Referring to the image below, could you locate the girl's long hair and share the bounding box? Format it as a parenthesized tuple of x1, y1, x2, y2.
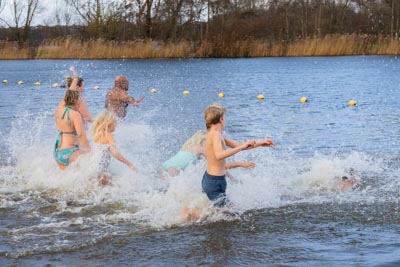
(91, 110, 116, 143)
(181, 130, 206, 151)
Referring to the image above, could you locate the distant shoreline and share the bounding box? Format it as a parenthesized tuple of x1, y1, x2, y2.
(1, 34, 399, 60)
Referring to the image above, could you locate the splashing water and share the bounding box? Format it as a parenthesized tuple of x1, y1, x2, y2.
(1, 58, 400, 264)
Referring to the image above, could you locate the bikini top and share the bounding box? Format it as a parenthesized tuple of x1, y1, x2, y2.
(55, 106, 78, 151)
(59, 106, 78, 136)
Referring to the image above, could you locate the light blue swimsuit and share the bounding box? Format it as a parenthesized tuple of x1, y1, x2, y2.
(162, 151, 198, 171)
(53, 106, 79, 166)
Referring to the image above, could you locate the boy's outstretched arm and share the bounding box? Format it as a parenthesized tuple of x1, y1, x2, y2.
(226, 162, 255, 169)
(254, 139, 275, 148)
(213, 132, 255, 160)
(224, 136, 257, 150)
(224, 136, 241, 148)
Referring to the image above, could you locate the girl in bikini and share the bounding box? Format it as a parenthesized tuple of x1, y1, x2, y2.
(54, 90, 91, 169)
(91, 110, 138, 185)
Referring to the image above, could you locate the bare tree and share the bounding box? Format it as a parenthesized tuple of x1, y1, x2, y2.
(0, 0, 40, 44)
(65, 0, 103, 25)
(0, 0, 5, 15)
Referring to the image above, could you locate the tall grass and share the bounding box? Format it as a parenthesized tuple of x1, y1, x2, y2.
(0, 42, 31, 59)
(35, 38, 193, 59)
(1, 35, 399, 59)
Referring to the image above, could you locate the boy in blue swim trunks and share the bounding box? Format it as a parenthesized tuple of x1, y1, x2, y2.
(202, 104, 275, 207)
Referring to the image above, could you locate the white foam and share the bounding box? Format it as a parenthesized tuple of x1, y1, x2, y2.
(0, 111, 394, 229)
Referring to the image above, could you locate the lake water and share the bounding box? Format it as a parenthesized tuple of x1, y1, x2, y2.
(0, 57, 399, 266)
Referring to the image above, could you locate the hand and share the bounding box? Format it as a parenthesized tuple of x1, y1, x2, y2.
(133, 96, 144, 108)
(259, 139, 275, 148)
(136, 96, 145, 103)
(129, 164, 138, 172)
(83, 146, 91, 153)
(242, 140, 256, 150)
(241, 162, 255, 169)
(70, 66, 78, 77)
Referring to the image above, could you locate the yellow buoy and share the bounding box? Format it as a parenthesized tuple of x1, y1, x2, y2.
(257, 94, 265, 100)
(52, 83, 59, 88)
(300, 96, 308, 103)
(218, 92, 225, 98)
(150, 88, 157, 94)
(183, 90, 190, 95)
(2, 79, 8, 83)
(35, 82, 41, 86)
(348, 100, 357, 106)
(17, 81, 23, 85)
(94, 85, 100, 90)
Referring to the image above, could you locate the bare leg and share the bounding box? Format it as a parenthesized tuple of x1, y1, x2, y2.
(57, 163, 67, 170)
(68, 150, 83, 166)
(57, 150, 83, 170)
(99, 173, 110, 186)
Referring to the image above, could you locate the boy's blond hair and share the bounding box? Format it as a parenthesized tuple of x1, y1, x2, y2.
(91, 110, 117, 143)
(181, 130, 206, 151)
(204, 104, 227, 129)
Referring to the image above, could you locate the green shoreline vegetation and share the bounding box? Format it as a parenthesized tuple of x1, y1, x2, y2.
(1, 35, 399, 59)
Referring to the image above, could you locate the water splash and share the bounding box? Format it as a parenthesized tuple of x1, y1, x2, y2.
(0, 107, 396, 260)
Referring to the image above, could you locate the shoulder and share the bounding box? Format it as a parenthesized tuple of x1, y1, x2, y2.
(70, 109, 82, 120)
(105, 132, 115, 144)
(208, 130, 222, 139)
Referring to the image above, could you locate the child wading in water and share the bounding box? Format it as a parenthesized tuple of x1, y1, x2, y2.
(91, 110, 138, 185)
(162, 130, 206, 177)
(202, 104, 275, 207)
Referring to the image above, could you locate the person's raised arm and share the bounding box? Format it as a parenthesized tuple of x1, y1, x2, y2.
(78, 98, 93, 123)
(213, 132, 255, 160)
(108, 134, 138, 172)
(68, 67, 78, 91)
(73, 112, 91, 152)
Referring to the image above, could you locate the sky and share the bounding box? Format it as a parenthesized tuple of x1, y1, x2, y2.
(0, 0, 67, 27)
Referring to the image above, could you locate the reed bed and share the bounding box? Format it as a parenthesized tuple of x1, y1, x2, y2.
(0, 42, 31, 59)
(35, 38, 193, 59)
(1, 35, 399, 59)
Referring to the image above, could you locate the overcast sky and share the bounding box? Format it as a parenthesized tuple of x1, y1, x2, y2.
(0, 0, 68, 26)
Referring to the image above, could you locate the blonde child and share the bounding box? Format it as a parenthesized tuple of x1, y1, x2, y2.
(162, 131, 207, 177)
(202, 103, 275, 207)
(91, 110, 138, 185)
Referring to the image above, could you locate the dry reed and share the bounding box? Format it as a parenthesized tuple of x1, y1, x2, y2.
(1, 35, 399, 59)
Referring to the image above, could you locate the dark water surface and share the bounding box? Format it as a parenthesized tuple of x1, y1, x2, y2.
(0, 57, 399, 266)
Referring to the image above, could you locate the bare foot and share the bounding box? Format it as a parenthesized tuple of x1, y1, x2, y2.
(99, 175, 110, 186)
(180, 207, 201, 222)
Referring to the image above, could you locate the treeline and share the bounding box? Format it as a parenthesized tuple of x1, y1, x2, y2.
(0, 0, 400, 58)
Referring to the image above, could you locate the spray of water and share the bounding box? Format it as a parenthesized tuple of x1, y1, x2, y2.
(0, 109, 395, 232)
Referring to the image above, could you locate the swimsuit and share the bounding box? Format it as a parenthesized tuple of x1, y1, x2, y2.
(201, 171, 227, 207)
(162, 151, 198, 171)
(53, 106, 79, 166)
(100, 146, 111, 173)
